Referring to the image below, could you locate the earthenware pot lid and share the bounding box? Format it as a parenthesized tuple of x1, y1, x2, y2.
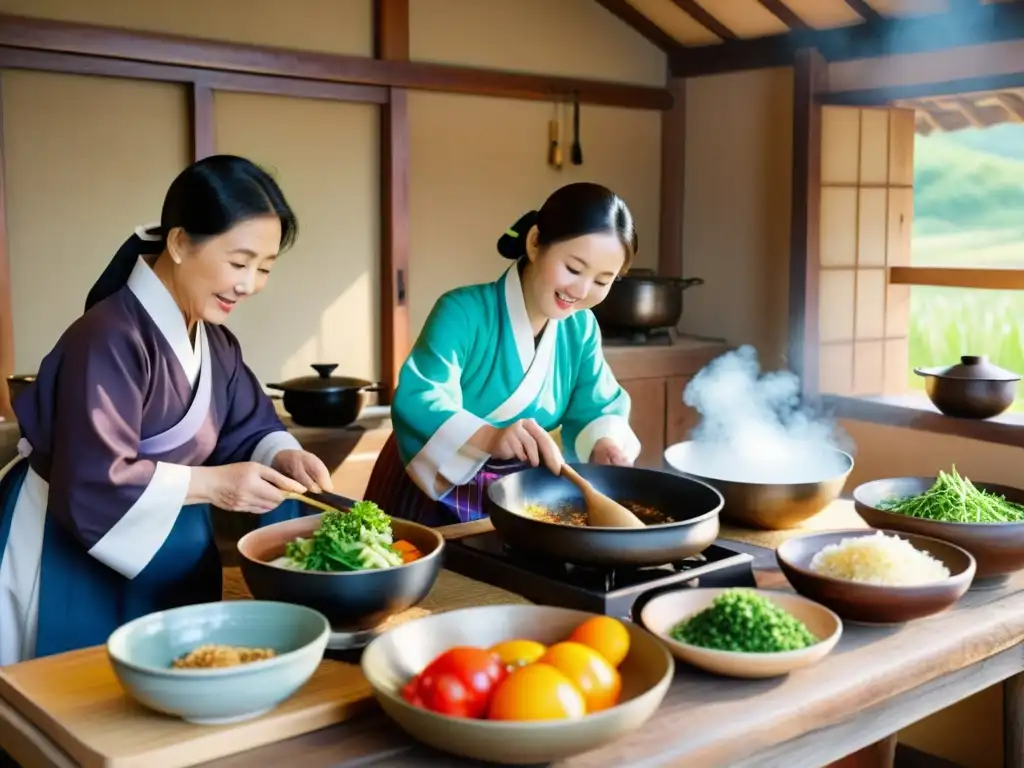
(267, 364, 376, 394)
(914, 355, 1022, 382)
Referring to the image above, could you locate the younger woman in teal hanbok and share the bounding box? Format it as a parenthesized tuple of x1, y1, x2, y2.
(364, 182, 641, 526)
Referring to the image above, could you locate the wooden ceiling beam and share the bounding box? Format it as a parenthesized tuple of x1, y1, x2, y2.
(757, 0, 811, 31)
(669, 0, 737, 40)
(592, 0, 683, 52)
(671, 3, 1024, 77)
(842, 0, 884, 25)
(0, 12, 672, 109)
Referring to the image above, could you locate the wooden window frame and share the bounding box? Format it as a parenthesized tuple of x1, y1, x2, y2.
(789, 47, 1024, 446)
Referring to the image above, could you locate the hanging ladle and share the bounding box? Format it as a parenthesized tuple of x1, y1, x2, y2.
(559, 464, 646, 528)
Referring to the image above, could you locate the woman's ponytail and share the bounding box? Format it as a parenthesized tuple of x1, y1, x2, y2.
(496, 210, 538, 260)
(84, 224, 164, 312)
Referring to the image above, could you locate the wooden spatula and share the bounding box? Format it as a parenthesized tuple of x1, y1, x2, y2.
(559, 464, 646, 528)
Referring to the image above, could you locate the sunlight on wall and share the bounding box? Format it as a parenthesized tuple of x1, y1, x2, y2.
(281, 271, 377, 383)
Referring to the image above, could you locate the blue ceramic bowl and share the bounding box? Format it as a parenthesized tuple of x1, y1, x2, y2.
(107, 600, 330, 725)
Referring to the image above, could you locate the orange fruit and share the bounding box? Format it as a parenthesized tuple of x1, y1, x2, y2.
(489, 639, 547, 669)
(569, 616, 631, 668)
(539, 641, 622, 713)
(486, 663, 586, 721)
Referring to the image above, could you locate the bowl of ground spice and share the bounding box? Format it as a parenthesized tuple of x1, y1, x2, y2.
(107, 600, 330, 724)
(639, 587, 842, 679)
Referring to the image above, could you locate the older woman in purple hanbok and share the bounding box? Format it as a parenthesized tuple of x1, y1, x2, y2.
(0, 155, 332, 666)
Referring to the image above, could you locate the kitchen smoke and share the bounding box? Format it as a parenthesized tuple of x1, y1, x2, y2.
(681, 346, 854, 484)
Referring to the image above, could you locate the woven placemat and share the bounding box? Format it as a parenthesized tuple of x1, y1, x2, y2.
(718, 499, 869, 549)
(222, 568, 531, 632)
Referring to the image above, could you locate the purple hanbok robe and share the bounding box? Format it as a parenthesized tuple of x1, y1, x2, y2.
(0, 256, 303, 665)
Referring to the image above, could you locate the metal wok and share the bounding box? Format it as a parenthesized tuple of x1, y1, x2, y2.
(485, 464, 724, 567)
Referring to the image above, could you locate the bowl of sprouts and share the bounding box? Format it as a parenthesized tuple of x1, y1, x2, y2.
(854, 467, 1024, 584)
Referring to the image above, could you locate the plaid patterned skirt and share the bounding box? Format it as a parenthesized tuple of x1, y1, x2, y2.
(363, 433, 528, 527)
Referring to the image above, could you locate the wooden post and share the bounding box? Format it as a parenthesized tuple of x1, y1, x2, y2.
(0, 74, 12, 421)
(374, 0, 411, 404)
(787, 47, 827, 396)
(658, 76, 685, 279)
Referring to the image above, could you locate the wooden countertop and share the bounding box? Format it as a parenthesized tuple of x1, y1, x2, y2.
(5, 502, 1024, 768)
(204, 502, 1024, 767)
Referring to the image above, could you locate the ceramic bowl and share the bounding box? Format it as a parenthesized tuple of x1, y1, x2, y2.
(639, 587, 842, 678)
(776, 529, 976, 624)
(237, 513, 444, 634)
(663, 441, 853, 530)
(360, 604, 674, 765)
(107, 600, 329, 725)
(854, 476, 1024, 583)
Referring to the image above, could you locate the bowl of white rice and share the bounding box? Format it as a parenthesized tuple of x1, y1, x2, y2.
(776, 529, 976, 625)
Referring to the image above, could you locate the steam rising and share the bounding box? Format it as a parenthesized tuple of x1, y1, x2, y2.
(678, 346, 854, 484)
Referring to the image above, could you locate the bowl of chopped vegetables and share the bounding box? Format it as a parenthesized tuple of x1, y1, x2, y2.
(237, 500, 444, 634)
(776, 529, 975, 624)
(639, 588, 841, 679)
(854, 468, 1024, 584)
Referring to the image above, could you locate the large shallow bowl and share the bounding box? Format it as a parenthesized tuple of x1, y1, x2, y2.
(640, 587, 842, 679)
(361, 604, 674, 765)
(107, 600, 329, 725)
(776, 529, 976, 624)
(663, 441, 854, 531)
(854, 476, 1024, 583)
(238, 514, 444, 633)
(486, 463, 723, 567)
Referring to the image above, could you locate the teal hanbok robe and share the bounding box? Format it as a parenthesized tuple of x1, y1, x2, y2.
(364, 262, 640, 526)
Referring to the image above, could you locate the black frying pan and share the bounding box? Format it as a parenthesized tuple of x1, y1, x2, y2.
(485, 464, 723, 567)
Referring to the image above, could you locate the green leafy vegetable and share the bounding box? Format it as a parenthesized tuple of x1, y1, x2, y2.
(669, 589, 818, 653)
(283, 500, 404, 572)
(877, 466, 1024, 524)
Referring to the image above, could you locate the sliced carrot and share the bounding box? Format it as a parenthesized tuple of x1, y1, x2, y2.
(393, 539, 423, 562)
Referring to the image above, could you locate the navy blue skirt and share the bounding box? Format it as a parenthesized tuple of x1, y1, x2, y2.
(0, 458, 303, 661)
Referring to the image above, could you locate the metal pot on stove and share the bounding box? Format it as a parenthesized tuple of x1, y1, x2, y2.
(591, 269, 704, 334)
(266, 364, 382, 428)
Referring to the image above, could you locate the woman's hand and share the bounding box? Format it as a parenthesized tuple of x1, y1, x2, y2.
(590, 438, 633, 467)
(488, 419, 564, 474)
(272, 449, 334, 494)
(188, 462, 307, 514)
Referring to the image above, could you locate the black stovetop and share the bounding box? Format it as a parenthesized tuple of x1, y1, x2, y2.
(443, 531, 757, 622)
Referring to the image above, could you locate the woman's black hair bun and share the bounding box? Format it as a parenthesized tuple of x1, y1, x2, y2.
(497, 210, 538, 260)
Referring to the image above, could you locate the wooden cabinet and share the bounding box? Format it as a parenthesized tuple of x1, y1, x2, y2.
(604, 337, 728, 470)
(621, 379, 668, 469)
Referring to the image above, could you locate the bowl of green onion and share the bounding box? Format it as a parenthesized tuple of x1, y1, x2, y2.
(854, 467, 1024, 583)
(639, 588, 842, 679)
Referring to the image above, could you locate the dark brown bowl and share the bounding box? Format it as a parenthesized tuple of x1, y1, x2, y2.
(854, 476, 1024, 582)
(917, 374, 1016, 420)
(237, 515, 444, 632)
(776, 529, 975, 624)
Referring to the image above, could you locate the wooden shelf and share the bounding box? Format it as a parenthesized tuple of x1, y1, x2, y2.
(823, 393, 1024, 448)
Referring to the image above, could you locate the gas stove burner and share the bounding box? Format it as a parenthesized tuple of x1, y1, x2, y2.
(444, 531, 757, 621)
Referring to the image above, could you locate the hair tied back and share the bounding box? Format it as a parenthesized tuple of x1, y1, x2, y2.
(497, 209, 538, 260)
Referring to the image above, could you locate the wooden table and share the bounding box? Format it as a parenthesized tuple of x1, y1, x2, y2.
(4, 505, 1024, 768)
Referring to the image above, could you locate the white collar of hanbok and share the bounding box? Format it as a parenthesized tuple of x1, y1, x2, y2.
(503, 261, 558, 373)
(127, 256, 201, 385)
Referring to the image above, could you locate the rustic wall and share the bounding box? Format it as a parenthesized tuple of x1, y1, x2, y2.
(0, 0, 666, 384)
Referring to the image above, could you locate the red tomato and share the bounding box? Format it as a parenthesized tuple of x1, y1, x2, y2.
(401, 647, 507, 718)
